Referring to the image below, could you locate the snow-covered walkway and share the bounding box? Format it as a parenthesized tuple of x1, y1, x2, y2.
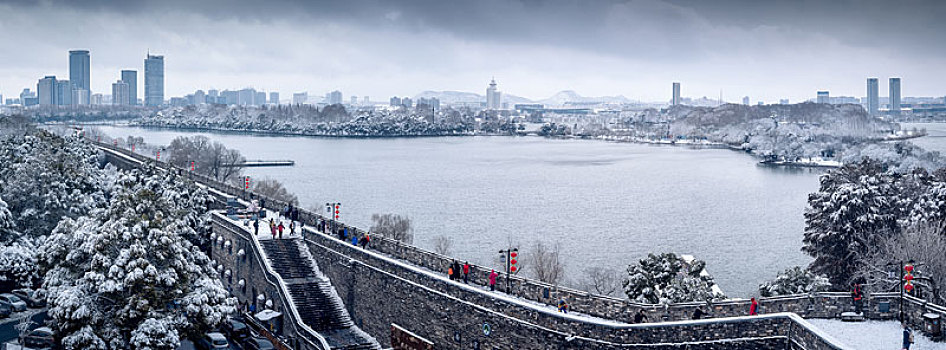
(806, 319, 944, 350)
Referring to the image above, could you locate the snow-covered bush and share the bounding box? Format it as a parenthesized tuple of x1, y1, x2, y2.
(622, 252, 724, 304)
(759, 266, 831, 297)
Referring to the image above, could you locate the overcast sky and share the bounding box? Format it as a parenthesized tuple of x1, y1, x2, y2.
(1, 0, 945, 103)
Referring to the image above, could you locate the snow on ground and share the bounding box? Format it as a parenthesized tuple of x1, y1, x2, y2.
(806, 318, 945, 350)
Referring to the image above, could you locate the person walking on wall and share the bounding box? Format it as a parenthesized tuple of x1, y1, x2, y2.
(462, 261, 471, 284)
(448, 265, 455, 281)
(351, 234, 358, 246)
(277, 222, 285, 239)
(693, 307, 704, 320)
(634, 309, 648, 323)
(902, 321, 914, 350)
(488, 269, 498, 291)
(851, 282, 864, 314)
(289, 221, 295, 236)
(253, 219, 259, 236)
(269, 219, 276, 239)
(557, 299, 569, 314)
(360, 232, 370, 249)
(749, 298, 759, 316)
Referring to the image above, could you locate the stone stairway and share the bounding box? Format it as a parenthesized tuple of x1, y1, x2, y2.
(261, 238, 379, 350)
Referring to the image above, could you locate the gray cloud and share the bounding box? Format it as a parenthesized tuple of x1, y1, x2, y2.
(1, 0, 944, 102)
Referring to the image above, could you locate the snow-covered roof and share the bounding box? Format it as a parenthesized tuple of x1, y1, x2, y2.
(253, 309, 282, 322)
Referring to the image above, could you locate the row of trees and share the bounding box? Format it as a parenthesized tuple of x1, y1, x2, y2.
(0, 118, 235, 349)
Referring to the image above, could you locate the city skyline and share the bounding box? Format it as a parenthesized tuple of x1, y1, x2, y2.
(1, 0, 946, 103)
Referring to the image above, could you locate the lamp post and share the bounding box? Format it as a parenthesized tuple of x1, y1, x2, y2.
(498, 248, 518, 292)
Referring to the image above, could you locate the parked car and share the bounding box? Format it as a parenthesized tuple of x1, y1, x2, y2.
(0, 293, 27, 312)
(22, 327, 56, 349)
(243, 337, 274, 350)
(221, 319, 249, 342)
(196, 332, 229, 350)
(0, 303, 11, 318)
(12, 289, 46, 308)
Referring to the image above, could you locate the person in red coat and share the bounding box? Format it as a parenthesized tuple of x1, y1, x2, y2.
(488, 270, 499, 291)
(749, 298, 759, 315)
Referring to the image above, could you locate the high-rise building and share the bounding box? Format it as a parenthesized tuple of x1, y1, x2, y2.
(237, 88, 255, 105)
(390, 96, 401, 107)
(69, 50, 91, 105)
(194, 90, 206, 105)
(56, 79, 72, 106)
(72, 89, 89, 105)
(92, 93, 103, 105)
(889, 77, 901, 115)
(672, 82, 681, 106)
(866, 78, 879, 115)
(121, 70, 137, 106)
(327, 90, 343, 105)
(112, 80, 129, 106)
(486, 78, 502, 109)
(37, 76, 58, 105)
(817, 91, 830, 104)
(292, 92, 307, 105)
(256, 91, 266, 106)
(144, 54, 165, 106)
(363, 96, 369, 104)
(742, 96, 750, 105)
(270, 92, 279, 105)
(351, 96, 358, 105)
(402, 97, 413, 108)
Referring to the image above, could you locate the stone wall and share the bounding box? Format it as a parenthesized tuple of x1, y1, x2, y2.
(300, 226, 844, 349)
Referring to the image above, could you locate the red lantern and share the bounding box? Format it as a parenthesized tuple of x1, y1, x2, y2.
(905, 265, 914, 272)
(905, 283, 914, 292)
(905, 274, 914, 281)
(510, 266, 517, 272)
(510, 252, 518, 258)
(510, 259, 517, 265)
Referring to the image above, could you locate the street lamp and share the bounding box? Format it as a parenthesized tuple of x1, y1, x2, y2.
(498, 247, 518, 292)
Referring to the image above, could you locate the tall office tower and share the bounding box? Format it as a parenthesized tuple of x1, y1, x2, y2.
(208, 89, 219, 99)
(817, 91, 830, 104)
(351, 96, 358, 105)
(37, 76, 58, 105)
(120, 70, 137, 105)
(889, 77, 901, 115)
(56, 79, 72, 106)
(742, 96, 750, 105)
(390, 96, 401, 107)
(292, 92, 308, 105)
(69, 50, 91, 104)
(72, 89, 89, 105)
(270, 92, 279, 105)
(672, 82, 681, 106)
(92, 93, 103, 105)
(866, 78, 879, 115)
(402, 97, 413, 108)
(112, 80, 129, 106)
(144, 54, 165, 106)
(237, 88, 255, 105)
(486, 78, 502, 109)
(256, 91, 266, 106)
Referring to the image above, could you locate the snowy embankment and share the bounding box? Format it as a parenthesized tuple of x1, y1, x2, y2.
(806, 319, 941, 350)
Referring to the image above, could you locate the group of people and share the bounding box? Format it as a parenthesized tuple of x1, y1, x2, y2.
(252, 218, 296, 239)
(447, 260, 472, 284)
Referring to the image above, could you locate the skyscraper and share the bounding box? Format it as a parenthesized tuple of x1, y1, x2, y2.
(121, 70, 137, 106)
(486, 78, 502, 109)
(292, 92, 307, 105)
(37, 76, 57, 105)
(56, 79, 72, 106)
(69, 50, 91, 104)
(889, 77, 901, 115)
(742, 96, 750, 105)
(672, 82, 681, 106)
(270, 92, 279, 105)
(328, 90, 343, 105)
(817, 91, 830, 104)
(144, 54, 165, 106)
(256, 91, 266, 106)
(866, 78, 879, 115)
(112, 80, 129, 106)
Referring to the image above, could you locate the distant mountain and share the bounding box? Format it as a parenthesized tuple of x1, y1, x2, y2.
(537, 90, 632, 106)
(414, 90, 632, 107)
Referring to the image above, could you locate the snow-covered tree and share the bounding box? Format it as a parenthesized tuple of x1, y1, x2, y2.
(622, 253, 724, 304)
(758, 266, 831, 297)
(803, 159, 900, 287)
(39, 169, 235, 349)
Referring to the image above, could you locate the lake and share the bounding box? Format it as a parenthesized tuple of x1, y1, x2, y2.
(92, 125, 823, 298)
